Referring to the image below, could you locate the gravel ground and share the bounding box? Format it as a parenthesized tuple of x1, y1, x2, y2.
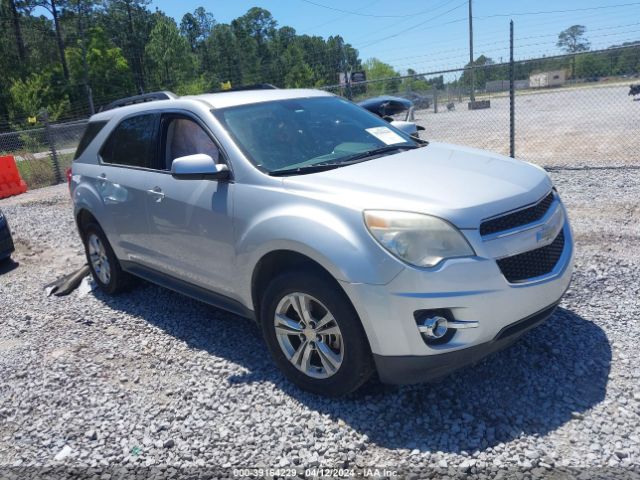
(0, 165, 639, 479)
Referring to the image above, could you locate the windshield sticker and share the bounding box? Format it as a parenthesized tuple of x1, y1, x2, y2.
(365, 127, 406, 145)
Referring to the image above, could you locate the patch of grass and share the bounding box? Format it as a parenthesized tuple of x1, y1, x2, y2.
(15, 153, 74, 190)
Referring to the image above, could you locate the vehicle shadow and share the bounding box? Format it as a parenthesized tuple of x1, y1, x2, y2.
(96, 282, 611, 454)
(0, 258, 19, 275)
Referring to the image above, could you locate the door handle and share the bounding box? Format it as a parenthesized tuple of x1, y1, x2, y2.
(146, 187, 165, 202)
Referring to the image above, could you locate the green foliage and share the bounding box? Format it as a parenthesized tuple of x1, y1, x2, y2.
(402, 69, 443, 93)
(180, 7, 215, 51)
(285, 62, 314, 88)
(201, 23, 246, 87)
(145, 15, 195, 90)
(67, 27, 134, 102)
(613, 44, 640, 75)
(0, 3, 369, 117)
(232, 7, 277, 45)
(459, 55, 499, 88)
(98, 0, 155, 92)
(574, 52, 610, 79)
(557, 25, 590, 54)
(1, 2, 637, 131)
(175, 76, 213, 96)
(9, 72, 70, 124)
(363, 58, 400, 95)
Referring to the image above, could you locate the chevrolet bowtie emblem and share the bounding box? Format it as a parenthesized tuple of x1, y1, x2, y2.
(537, 224, 555, 243)
(537, 207, 563, 243)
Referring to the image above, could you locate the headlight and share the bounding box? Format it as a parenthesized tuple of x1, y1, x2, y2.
(364, 210, 475, 267)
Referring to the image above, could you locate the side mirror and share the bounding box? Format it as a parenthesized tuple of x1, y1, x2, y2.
(171, 154, 230, 181)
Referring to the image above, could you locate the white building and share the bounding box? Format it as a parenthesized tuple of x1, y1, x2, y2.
(529, 70, 567, 88)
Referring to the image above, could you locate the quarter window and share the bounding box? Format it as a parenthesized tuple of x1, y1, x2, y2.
(101, 114, 158, 168)
(74, 121, 107, 160)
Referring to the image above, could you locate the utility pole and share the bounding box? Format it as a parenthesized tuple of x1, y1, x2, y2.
(468, 0, 475, 103)
(509, 20, 515, 158)
(342, 41, 352, 100)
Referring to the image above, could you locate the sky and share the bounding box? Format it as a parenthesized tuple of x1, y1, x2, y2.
(155, 0, 640, 75)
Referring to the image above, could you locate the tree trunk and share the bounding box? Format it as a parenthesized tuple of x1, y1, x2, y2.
(77, 0, 95, 114)
(125, 0, 145, 92)
(51, 0, 70, 81)
(8, 0, 26, 62)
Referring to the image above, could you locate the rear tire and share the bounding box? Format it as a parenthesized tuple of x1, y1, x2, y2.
(80, 221, 134, 295)
(260, 271, 373, 396)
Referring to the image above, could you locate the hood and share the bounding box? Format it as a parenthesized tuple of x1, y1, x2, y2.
(282, 142, 552, 229)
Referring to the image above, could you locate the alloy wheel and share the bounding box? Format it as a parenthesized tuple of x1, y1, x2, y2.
(274, 292, 344, 379)
(87, 233, 111, 285)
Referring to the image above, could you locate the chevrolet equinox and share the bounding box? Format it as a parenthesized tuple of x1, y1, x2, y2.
(70, 88, 574, 396)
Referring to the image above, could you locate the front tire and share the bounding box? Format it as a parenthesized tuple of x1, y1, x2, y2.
(81, 222, 133, 295)
(260, 271, 373, 396)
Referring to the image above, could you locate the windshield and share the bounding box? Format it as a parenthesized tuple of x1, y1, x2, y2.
(212, 96, 418, 174)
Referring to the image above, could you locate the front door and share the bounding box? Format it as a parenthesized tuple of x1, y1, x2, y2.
(144, 113, 237, 297)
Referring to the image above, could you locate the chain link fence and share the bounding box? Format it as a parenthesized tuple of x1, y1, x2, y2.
(325, 45, 640, 169)
(0, 118, 88, 189)
(1, 45, 638, 190)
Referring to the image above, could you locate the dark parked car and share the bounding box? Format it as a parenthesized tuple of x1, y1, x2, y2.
(402, 92, 431, 110)
(0, 208, 15, 262)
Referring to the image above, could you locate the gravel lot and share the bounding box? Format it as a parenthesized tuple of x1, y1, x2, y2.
(414, 84, 640, 167)
(1, 163, 639, 478)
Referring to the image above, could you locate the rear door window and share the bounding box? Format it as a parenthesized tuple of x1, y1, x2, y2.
(74, 121, 107, 160)
(100, 114, 159, 168)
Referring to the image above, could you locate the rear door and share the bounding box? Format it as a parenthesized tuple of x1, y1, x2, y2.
(143, 112, 237, 296)
(97, 112, 160, 263)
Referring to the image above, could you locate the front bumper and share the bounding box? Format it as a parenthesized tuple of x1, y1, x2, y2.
(373, 302, 558, 384)
(339, 204, 574, 382)
(0, 220, 14, 260)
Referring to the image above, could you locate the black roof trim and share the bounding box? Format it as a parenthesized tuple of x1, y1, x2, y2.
(101, 91, 178, 112)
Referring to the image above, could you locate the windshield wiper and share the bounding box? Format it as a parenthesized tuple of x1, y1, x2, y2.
(338, 144, 419, 163)
(268, 144, 420, 177)
(269, 163, 345, 176)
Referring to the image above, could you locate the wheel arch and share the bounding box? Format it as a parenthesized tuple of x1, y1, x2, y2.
(251, 249, 342, 322)
(251, 249, 376, 380)
(76, 208, 99, 233)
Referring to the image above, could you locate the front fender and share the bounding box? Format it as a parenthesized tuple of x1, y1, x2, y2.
(234, 203, 404, 307)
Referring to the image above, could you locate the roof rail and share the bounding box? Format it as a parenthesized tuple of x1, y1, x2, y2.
(212, 83, 278, 93)
(101, 91, 178, 112)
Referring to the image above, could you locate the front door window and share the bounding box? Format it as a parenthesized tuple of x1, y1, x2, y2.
(164, 118, 220, 169)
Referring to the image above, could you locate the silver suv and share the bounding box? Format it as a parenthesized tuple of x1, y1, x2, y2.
(70, 88, 574, 396)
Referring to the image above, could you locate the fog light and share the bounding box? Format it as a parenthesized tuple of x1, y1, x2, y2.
(415, 309, 480, 346)
(420, 316, 449, 339)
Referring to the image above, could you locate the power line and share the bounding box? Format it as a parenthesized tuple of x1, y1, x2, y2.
(348, 0, 459, 43)
(298, 0, 456, 19)
(300, 0, 382, 33)
(475, 2, 640, 19)
(356, 0, 469, 49)
(377, 21, 640, 67)
(359, 5, 640, 61)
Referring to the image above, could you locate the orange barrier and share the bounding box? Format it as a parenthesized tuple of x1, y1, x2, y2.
(0, 155, 28, 199)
